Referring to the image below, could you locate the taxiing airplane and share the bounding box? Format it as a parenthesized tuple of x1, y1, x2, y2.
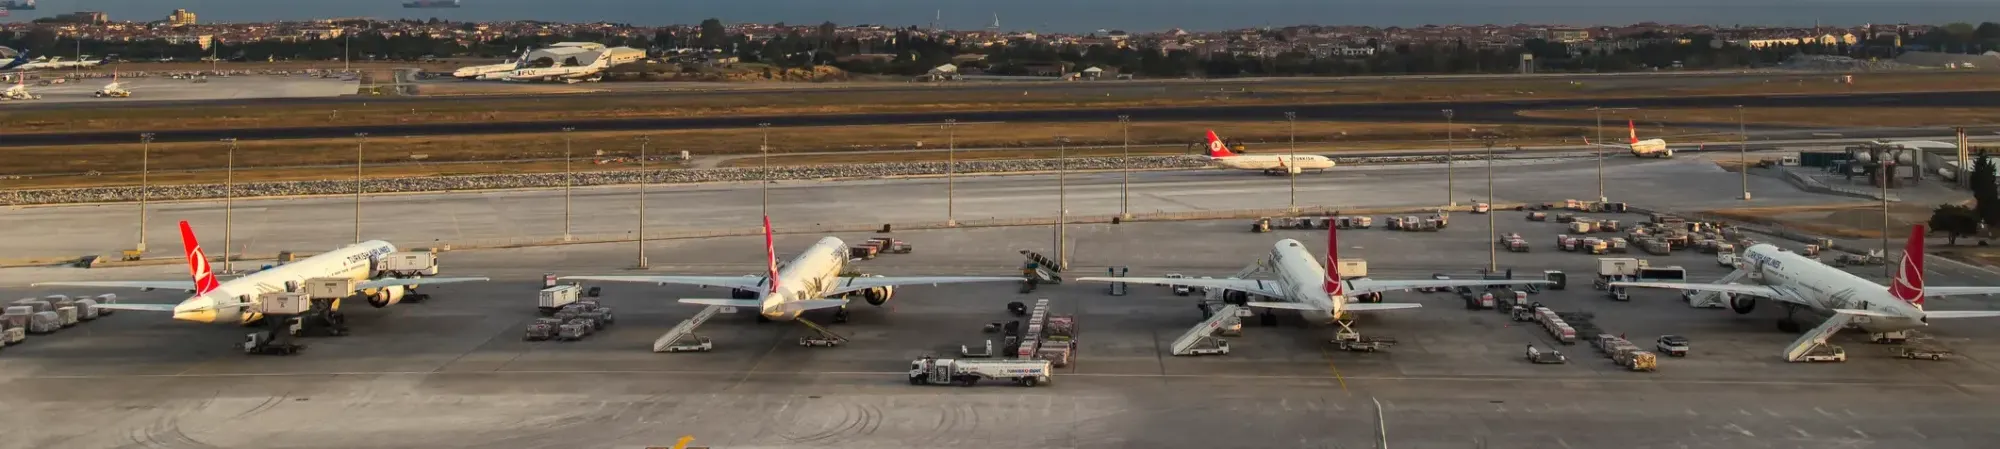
(1583, 120, 1675, 158)
(1613, 225, 2000, 335)
(1203, 130, 1336, 175)
(561, 216, 1022, 323)
(33, 221, 489, 324)
(1077, 225, 1548, 323)
(503, 55, 610, 83)
(1, 76, 37, 100)
(94, 74, 131, 98)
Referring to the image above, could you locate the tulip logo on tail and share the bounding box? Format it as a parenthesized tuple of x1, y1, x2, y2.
(179, 221, 221, 295)
(1324, 225, 1344, 297)
(763, 215, 780, 294)
(1205, 130, 1236, 158)
(1889, 224, 1926, 306)
(1628, 119, 1640, 144)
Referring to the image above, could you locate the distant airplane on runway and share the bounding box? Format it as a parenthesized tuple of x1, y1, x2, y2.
(1203, 129, 1335, 175)
(1583, 120, 1680, 158)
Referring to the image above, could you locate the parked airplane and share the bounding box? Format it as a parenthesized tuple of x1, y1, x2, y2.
(1204, 130, 1336, 175)
(4, 55, 102, 71)
(1583, 120, 1675, 158)
(1613, 225, 2000, 335)
(1076, 225, 1548, 324)
(561, 216, 1022, 323)
(1, 76, 36, 100)
(0, 51, 27, 71)
(452, 48, 528, 79)
(502, 54, 611, 83)
(94, 74, 131, 98)
(33, 221, 489, 324)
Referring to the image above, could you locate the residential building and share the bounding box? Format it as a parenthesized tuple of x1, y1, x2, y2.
(167, 8, 196, 27)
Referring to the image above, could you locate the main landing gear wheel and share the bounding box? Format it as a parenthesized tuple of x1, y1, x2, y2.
(1776, 319, 1801, 333)
(756, 314, 772, 324)
(832, 308, 850, 324)
(1260, 312, 1279, 327)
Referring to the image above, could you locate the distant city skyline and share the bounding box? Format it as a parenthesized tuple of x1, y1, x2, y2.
(4, 0, 1997, 32)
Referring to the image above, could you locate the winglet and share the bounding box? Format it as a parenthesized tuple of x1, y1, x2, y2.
(1890, 224, 1926, 307)
(1627, 119, 1639, 144)
(179, 221, 220, 295)
(1325, 225, 1345, 297)
(763, 215, 780, 294)
(1205, 130, 1235, 158)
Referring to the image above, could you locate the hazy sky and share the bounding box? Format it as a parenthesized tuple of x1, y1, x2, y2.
(7, 0, 1998, 32)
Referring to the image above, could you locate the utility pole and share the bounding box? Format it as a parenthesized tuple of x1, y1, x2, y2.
(344, 32, 352, 72)
(221, 138, 237, 273)
(137, 133, 154, 253)
(1056, 136, 1070, 271)
(1442, 109, 1455, 207)
(1484, 136, 1499, 273)
(1286, 111, 1299, 211)
(1883, 161, 1893, 279)
(562, 127, 575, 241)
(637, 135, 650, 269)
(946, 119, 958, 226)
(1594, 108, 1605, 203)
(1738, 105, 1751, 200)
(1118, 114, 1132, 219)
(760, 123, 772, 218)
(354, 132, 368, 244)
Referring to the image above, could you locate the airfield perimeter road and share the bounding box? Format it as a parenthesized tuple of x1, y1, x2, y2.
(2, 155, 1844, 260)
(7, 88, 2000, 146)
(3, 218, 1999, 449)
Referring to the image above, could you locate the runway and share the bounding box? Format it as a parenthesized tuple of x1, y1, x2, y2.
(2, 155, 1839, 261)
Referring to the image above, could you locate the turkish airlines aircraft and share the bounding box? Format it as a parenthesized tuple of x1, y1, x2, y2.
(33, 221, 488, 324)
(1583, 120, 1674, 158)
(1075, 225, 1548, 322)
(561, 216, 1021, 323)
(1203, 130, 1336, 175)
(1613, 225, 2000, 333)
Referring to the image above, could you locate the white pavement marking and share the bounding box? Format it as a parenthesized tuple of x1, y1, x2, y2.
(1723, 423, 1756, 437)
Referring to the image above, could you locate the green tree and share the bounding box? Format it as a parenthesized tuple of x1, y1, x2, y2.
(697, 18, 728, 49)
(1930, 204, 1981, 245)
(1974, 153, 2000, 229)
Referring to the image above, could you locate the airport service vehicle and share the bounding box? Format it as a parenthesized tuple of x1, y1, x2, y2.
(562, 216, 1019, 326)
(1583, 120, 1675, 158)
(1891, 347, 1950, 361)
(1201, 130, 1335, 175)
(1797, 346, 1847, 363)
(663, 336, 714, 353)
(1656, 335, 1690, 357)
(1334, 334, 1396, 352)
(1076, 225, 1549, 329)
(1526, 345, 1567, 364)
(908, 357, 1052, 387)
(1614, 225, 2000, 349)
(33, 221, 488, 326)
(1616, 350, 1659, 371)
(538, 285, 582, 315)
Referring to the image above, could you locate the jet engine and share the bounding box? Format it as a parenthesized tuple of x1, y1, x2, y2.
(863, 286, 896, 306)
(368, 286, 407, 308)
(1223, 291, 1250, 306)
(1729, 293, 1756, 314)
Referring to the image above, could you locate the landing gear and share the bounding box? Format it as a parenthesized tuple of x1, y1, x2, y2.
(299, 298, 349, 337)
(832, 308, 851, 324)
(756, 314, 772, 323)
(1776, 304, 1802, 333)
(1260, 311, 1278, 327)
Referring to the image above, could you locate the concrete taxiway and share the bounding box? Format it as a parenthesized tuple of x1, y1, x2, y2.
(3, 155, 1840, 260)
(2, 217, 1998, 449)
(0, 75, 357, 105)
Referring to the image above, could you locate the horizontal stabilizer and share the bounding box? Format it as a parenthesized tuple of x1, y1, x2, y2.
(678, 298, 761, 307)
(1921, 286, 2000, 297)
(1344, 303, 1424, 311)
(1832, 308, 1897, 318)
(1245, 301, 1322, 311)
(29, 280, 196, 292)
(777, 299, 849, 312)
(1922, 310, 2000, 319)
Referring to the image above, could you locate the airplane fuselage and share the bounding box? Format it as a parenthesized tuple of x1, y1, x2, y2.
(1266, 239, 1341, 322)
(758, 237, 851, 321)
(1739, 244, 1925, 332)
(1213, 154, 1336, 172)
(173, 241, 395, 324)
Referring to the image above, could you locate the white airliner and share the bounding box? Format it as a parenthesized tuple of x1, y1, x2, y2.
(561, 217, 1022, 323)
(503, 53, 612, 84)
(33, 221, 488, 323)
(453, 49, 528, 79)
(94, 74, 131, 98)
(1076, 225, 1548, 322)
(1583, 120, 1673, 158)
(0, 75, 36, 100)
(1203, 130, 1336, 175)
(1613, 225, 2000, 334)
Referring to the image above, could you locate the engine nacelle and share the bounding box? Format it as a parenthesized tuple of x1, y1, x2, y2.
(368, 286, 407, 308)
(1222, 291, 1250, 306)
(863, 286, 895, 306)
(1730, 294, 1756, 314)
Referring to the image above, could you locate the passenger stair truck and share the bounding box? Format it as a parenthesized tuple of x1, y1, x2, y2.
(909, 357, 1053, 387)
(1784, 312, 1853, 363)
(653, 305, 724, 353)
(1173, 304, 1242, 356)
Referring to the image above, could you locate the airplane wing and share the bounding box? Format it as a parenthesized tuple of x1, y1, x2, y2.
(1074, 276, 1286, 299)
(30, 280, 196, 292)
(1609, 282, 1813, 306)
(1919, 286, 2000, 298)
(558, 275, 767, 290)
(89, 303, 179, 312)
(1922, 310, 2000, 319)
(1346, 279, 1550, 296)
(356, 277, 490, 290)
(825, 276, 1024, 296)
(1345, 303, 1424, 311)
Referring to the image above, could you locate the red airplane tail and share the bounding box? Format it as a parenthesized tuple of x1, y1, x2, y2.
(1627, 119, 1640, 144)
(762, 216, 780, 294)
(1889, 224, 1927, 307)
(1205, 130, 1237, 158)
(179, 221, 221, 295)
(1325, 225, 1345, 297)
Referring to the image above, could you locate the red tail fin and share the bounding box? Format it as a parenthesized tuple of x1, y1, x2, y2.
(1205, 130, 1236, 158)
(179, 221, 221, 295)
(763, 216, 780, 294)
(1325, 225, 1345, 297)
(1890, 224, 1926, 306)
(1627, 120, 1640, 144)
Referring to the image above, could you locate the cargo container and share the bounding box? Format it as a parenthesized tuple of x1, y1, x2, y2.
(909, 357, 1053, 387)
(0, 327, 22, 344)
(27, 311, 60, 334)
(73, 299, 99, 320)
(54, 307, 77, 327)
(539, 285, 582, 315)
(378, 251, 440, 276)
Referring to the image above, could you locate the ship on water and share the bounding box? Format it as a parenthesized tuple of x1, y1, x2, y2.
(403, 0, 460, 8)
(0, 0, 37, 11)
